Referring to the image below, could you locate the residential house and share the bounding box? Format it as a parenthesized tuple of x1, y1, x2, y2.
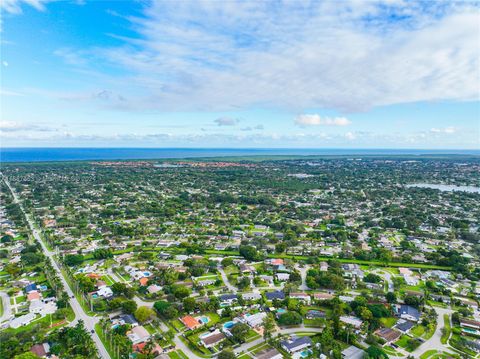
(396, 305, 421, 322)
(341, 346, 365, 359)
(266, 291, 285, 301)
(181, 315, 202, 330)
(244, 312, 267, 328)
(289, 292, 311, 304)
(313, 292, 334, 301)
(340, 316, 363, 329)
(219, 293, 237, 305)
(255, 348, 283, 359)
(242, 292, 262, 301)
(374, 327, 401, 344)
(200, 330, 226, 349)
(127, 325, 151, 345)
(280, 336, 312, 354)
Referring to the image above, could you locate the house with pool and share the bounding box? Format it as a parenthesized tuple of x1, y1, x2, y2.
(200, 330, 226, 349)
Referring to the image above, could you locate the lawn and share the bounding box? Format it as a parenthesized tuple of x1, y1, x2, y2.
(168, 350, 189, 359)
(410, 325, 425, 337)
(380, 317, 397, 328)
(420, 349, 438, 359)
(441, 314, 450, 344)
(383, 346, 403, 357)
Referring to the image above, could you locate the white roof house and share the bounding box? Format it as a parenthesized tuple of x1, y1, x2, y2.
(98, 286, 113, 298)
(245, 312, 267, 328)
(10, 313, 36, 329)
(127, 325, 151, 344)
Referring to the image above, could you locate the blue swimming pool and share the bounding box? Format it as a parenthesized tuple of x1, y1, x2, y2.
(223, 321, 235, 329)
(300, 349, 312, 358)
(199, 316, 209, 324)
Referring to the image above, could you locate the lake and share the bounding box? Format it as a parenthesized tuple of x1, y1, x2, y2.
(406, 183, 480, 193)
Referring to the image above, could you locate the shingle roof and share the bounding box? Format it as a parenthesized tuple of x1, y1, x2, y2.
(281, 336, 312, 351)
(266, 291, 285, 300)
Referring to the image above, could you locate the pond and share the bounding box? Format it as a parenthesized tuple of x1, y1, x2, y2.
(406, 183, 480, 193)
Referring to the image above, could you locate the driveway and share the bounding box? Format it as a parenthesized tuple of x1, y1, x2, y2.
(0, 291, 12, 323)
(295, 264, 310, 291)
(218, 267, 237, 293)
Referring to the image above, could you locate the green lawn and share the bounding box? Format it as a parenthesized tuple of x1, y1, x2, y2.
(168, 351, 189, 359)
(411, 325, 425, 337)
(441, 314, 450, 344)
(420, 350, 439, 359)
(380, 317, 397, 328)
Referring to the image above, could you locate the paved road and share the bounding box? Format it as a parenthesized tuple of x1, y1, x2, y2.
(0, 291, 12, 323)
(2, 175, 111, 359)
(295, 264, 310, 291)
(218, 267, 237, 293)
(373, 269, 394, 292)
(413, 306, 453, 359)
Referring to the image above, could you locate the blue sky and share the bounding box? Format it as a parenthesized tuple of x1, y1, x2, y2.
(1, 0, 479, 148)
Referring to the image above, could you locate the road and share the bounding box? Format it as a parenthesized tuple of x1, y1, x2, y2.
(0, 291, 12, 323)
(373, 269, 394, 292)
(413, 306, 454, 359)
(2, 175, 111, 359)
(218, 267, 237, 293)
(295, 264, 310, 291)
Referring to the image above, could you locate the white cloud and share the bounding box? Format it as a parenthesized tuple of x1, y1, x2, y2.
(295, 114, 351, 127)
(344, 132, 356, 140)
(430, 126, 456, 134)
(0, 120, 54, 132)
(214, 117, 240, 126)
(0, 0, 49, 14)
(66, 1, 479, 113)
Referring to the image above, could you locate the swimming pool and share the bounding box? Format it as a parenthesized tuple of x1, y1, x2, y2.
(277, 308, 287, 314)
(300, 349, 312, 358)
(223, 321, 235, 329)
(199, 316, 210, 324)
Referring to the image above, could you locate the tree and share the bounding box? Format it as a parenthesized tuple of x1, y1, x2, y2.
(221, 257, 234, 267)
(183, 297, 196, 313)
(230, 323, 250, 343)
(364, 273, 382, 283)
(21, 252, 42, 265)
(366, 346, 388, 359)
(278, 311, 302, 325)
(173, 285, 190, 299)
(218, 350, 236, 359)
(239, 245, 261, 261)
(275, 242, 287, 253)
(262, 313, 276, 340)
(64, 254, 84, 266)
(135, 306, 156, 323)
(386, 292, 397, 304)
(121, 299, 138, 314)
(237, 276, 250, 290)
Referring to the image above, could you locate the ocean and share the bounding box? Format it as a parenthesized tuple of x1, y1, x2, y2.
(1, 148, 479, 163)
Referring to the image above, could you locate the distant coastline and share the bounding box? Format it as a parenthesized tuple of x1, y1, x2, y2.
(1, 147, 479, 163)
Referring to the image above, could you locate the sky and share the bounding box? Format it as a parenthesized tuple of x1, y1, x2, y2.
(0, 0, 479, 149)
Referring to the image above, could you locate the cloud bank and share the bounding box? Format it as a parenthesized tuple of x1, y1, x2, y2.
(295, 114, 351, 127)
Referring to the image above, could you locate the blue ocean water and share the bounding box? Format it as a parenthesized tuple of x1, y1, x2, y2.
(1, 148, 479, 163)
